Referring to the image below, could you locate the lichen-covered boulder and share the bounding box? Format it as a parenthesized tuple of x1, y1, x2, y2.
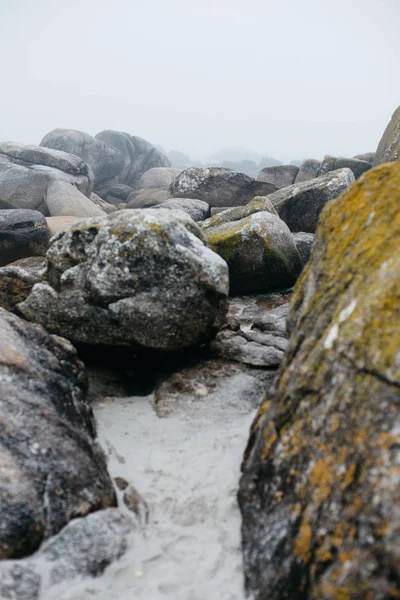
(0, 308, 116, 559)
(201, 196, 277, 231)
(19, 209, 229, 350)
(40, 128, 125, 186)
(169, 167, 277, 207)
(204, 211, 301, 295)
(257, 165, 299, 189)
(239, 161, 400, 599)
(374, 105, 400, 165)
(269, 168, 355, 233)
(319, 154, 372, 179)
(0, 209, 50, 266)
(0, 256, 47, 312)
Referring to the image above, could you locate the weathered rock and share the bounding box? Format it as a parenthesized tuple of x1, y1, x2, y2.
(0, 257, 47, 312)
(269, 168, 355, 233)
(155, 359, 276, 419)
(295, 158, 321, 183)
(293, 231, 314, 267)
(202, 196, 277, 231)
(211, 293, 291, 367)
(210, 206, 231, 216)
(0, 508, 134, 599)
(169, 167, 277, 207)
(239, 161, 400, 599)
(374, 105, 400, 165)
(151, 197, 209, 221)
(126, 187, 171, 208)
(205, 211, 301, 295)
(257, 165, 299, 189)
(95, 130, 171, 190)
(106, 184, 135, 201)
(0, 308, 116, 559)
(139, 167, 180, 189)
(45, 178, 104, 217)
(319, 154, 371, 179)
(19, 209, 229, 350)
(353, 152, 375, 163)
(40, 128, 125, 185)
(0, 209, 49, 266)
(0, 142, 97, 216)
(90, 192, 117, 214)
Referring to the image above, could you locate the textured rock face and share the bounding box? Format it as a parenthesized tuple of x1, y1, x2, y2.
(169, 167, 277, 207)
(294, 158, 321, 183)
(239, 161, 400, 599)
(374, 105, 400, 165)
(150, 198, 209, 222)
(0, 308, 116, 559)
(0, 508, 134, 599)
(205, 211, 301, 295)
(319, 154, 371, 179)
(269, 168, 355, 233)
(19, 209, 229, 350)
(95, 130, 171, 191)
(0, 142, 102, 217)
(257, 165, 299, 189)
(139, 167, 180, 189)
(0, 209, 49, 266)
(293, 231, 314, 267)
(0, 257, 47, 312)
(202, 196, 277, 231)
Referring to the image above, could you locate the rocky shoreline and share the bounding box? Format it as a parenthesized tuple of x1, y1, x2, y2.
(0, 105, 399, 599)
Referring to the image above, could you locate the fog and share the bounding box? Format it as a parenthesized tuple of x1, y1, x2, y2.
(1, 0, 399, 162)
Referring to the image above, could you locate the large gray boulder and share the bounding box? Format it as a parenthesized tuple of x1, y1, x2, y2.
(150, 197, 209, 222)
(294, 158, 321, 183)
(319, 154, 371, 179)
(0, 209, 49, 266)
(204, 211, 302, 295)
(268, 168, 355, 232)
(201, 196, 277, 232)
(139, 167, 180, 189)
(40, 128, 125, 185)
(0, 142, 102, 217)
(169, 167, 277, 207)
(95, 130, 171, 190)
(0, 308, 116, 559)
(257, 165, 299, 189)
(19, 209, 229, 350)
(126, 187, 171, 208)
(374, 105, 400, 165)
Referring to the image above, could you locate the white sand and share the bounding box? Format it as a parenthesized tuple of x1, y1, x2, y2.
(51, 393, 255, 600)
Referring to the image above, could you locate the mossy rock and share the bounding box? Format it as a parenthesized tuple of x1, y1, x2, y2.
(239, 161, 400, 599)
(205, 211, 301, 295)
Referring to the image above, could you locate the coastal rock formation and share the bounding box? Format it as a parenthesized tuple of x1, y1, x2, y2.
(0, 308, 116, 559)
(239, 161, 400, 599)
(257, 165, 299, 189)
(169, 167, 277, 207)
(374, 105, 400, 165)
(19, 209, 229, 350)
(0, 209, 49, 266)
(205, 211, 301, 295)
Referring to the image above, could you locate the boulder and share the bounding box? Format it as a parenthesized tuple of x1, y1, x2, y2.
(293, 231, 314, 267)
(210, 206, 231, 216)
(95, 130, 171, 190)
(139, 167, 180, 189)
(105, 184, 135, 202)
(0, 142, 97, 216)
(150, 198, 209, 221)
(40, 128, 125, 186)
(46, 216, 82, 237)
(295, 158, 321, 183)
(202, 196, 278, 231)
(0, 257, 47, 312)
(257, 165, 299, 189)
(19, 209, 229, 350)
(0, 209, 49, 266)
(268, 168, 355, 233)
(126, 187, 171, 208)
(353, 152, 375, 163)
(0, 308, 115, 559)
(45, 178, 104, 217)
(169, 167, 277, 207)
(239, 161, 400, 599)
(319, 154, 371, 179)
(0, 508, 134, 599)
(90, 192, 117, 214)
(204, 211, 302, 295)
(374, 105, 400, 165)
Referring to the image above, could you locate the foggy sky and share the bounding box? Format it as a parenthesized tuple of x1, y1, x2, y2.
(1, 0, 399, 162)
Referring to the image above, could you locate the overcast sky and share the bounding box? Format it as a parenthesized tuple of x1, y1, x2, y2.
(1, 0, 399, 162)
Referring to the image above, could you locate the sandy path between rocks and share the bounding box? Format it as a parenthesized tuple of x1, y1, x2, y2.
(49, 393, 254, 600)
